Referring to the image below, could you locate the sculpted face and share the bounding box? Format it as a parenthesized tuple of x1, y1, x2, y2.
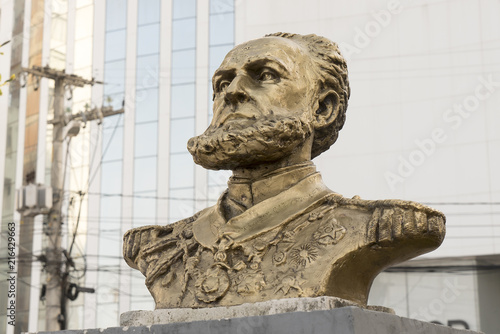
(188, 37, 319, 170)
(211, 37, 316, 128)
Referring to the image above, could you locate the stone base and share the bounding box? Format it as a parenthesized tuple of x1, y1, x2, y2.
(28, 305, 480, 334)
(120, 296, 393, 326)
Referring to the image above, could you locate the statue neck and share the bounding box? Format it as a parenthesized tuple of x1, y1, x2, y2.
(222, 161, 317, 220)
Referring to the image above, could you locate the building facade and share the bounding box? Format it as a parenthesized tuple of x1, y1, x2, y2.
(0, 0, 499, 333)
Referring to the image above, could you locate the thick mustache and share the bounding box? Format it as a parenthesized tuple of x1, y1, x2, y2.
(213, 99, 259, 126)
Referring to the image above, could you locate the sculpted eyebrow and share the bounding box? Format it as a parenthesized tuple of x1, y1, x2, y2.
(213, 68, 235, 85)
(244, 57, 290, 75)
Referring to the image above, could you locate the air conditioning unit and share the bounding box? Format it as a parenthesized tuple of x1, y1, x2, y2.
(37, 186, 52, 213)
(16, 184, 53, 216)
(24, 183, 37, 208)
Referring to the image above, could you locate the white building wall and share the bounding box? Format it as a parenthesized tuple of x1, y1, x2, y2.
(369, 261, 480, 331)
(234, 0, 500, 259)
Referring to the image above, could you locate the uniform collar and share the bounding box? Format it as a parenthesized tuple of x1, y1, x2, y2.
(226, 161, 317, 210)
(193, 171, 332, 249)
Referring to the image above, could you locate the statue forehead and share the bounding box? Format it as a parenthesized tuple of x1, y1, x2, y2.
(217, 37, 310, 71)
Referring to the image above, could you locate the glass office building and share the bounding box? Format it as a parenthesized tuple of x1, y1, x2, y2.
(0, 0, 235, 332)
(0, 0, 499, 333)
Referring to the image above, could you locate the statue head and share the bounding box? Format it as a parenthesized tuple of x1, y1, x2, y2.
(187, 33, 350, 170)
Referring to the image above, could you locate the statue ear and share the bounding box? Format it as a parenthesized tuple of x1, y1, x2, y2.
(313, 90, 340, 129)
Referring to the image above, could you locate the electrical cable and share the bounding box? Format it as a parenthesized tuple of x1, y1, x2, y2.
(68, 193, 84, 257)
(88, 113, 123, 188)
(63, 113, 123, 285)
(63, 190, 500, 206)
(384, 264, 500, 273)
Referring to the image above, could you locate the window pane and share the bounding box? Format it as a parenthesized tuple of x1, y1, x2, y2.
(136, 54, 159, 90)
(171, 49, 195, 85)
(172, 18, 196, 50)
(96, 275, 120, 312)
(173, 0, 196, 19)
(134, 193, 156, 223)
(130, 271, 155, 310)
(106, 0, 127, 31)
(170, 118, 194, 154)
(136, 88, 158, 123)
(208, 170, 231, 206)
(210, 0, 234, 14)
(209, 44, 232, 74)
(105, 29, 126, 62)
(74, 37, 92, 68)
(104, 59, 125, 95)
(208, 170, 230, 186)
(137, 23, 160, 56)
(134, 157, 157, 192)
(171, 84, 195, 119)
(169, 153, 194, 189)
(77, 0, 93, 9)
(209, 13, 234, 45)
(169, 188, 195, 222)
(75, 5, 93, 40)
(208, 97, 214, 118)
(97, 239, 120, 269)
(100, 196, 121, 220)
(135, 122, 158, 158)
(102, 125, 123, 162)
(138, 0, 160, 25)
(101, 161, 123, 192)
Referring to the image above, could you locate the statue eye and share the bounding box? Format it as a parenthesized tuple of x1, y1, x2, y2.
(217, 80, 230, 93)
(258, 70, 278, 82)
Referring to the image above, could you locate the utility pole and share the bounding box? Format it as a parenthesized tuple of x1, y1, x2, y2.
(21, 66, 124, 331)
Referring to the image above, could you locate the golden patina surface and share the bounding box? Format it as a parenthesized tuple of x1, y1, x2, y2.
(123, 33, 446, 309)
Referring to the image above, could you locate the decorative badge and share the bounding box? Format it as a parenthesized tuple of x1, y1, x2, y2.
(312, 218, 346, 246)
(195, 266, 230, 303)
(290, 243, 319, 267)
(235, 270, 266, 296)
(272, 250, 287, 266)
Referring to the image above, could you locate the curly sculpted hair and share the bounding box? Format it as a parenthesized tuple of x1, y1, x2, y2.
(265, 32, 351, 158)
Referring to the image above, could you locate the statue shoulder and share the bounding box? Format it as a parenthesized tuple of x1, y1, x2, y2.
(333, 194, 444, 217)
(123, 209, 207, 273)
(328, 194, 446, 247)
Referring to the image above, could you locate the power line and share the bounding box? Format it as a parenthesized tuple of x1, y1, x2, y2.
(63, 190, 500, 206)
(385, 264, 500, 274)
(88, 113, 123, 188)
(423, 202, 500, 206)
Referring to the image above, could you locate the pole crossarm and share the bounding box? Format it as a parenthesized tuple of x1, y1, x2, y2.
(21, 65, 102, 87)
(70, 106, 125, 123)
(47, 107, 125, 126)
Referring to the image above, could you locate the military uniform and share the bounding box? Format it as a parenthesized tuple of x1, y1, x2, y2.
(124, 163, 445, 308)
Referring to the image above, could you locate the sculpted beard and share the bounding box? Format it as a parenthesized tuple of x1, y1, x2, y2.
(187, 115, 312, 170)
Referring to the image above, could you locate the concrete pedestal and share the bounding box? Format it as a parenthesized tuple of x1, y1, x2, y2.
(27, 299, 480, 334)
(27, 308, 480, 334)
(120, 296, 394, 327)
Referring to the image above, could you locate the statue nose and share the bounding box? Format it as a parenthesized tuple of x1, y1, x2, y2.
(224, 76, 250, 105)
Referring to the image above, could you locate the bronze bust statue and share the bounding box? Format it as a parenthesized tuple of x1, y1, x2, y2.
(123, 33, 445, 309)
